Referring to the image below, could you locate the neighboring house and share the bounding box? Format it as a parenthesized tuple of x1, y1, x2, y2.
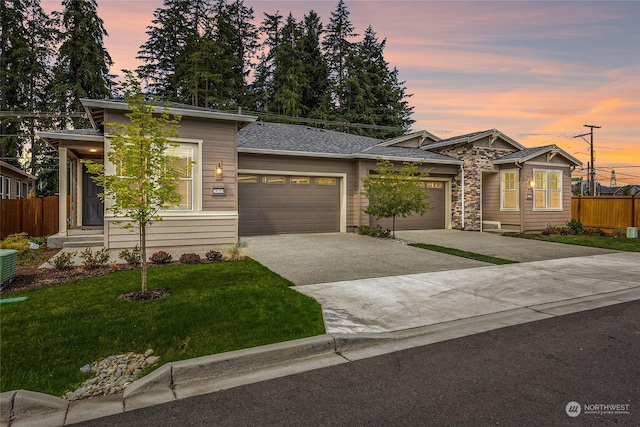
(0, 161, 36, 199)
(39, 99, 581, 253)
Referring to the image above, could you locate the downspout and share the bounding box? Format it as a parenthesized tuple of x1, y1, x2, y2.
(516, 161, 524, 233)
(460, 163, 465, 230)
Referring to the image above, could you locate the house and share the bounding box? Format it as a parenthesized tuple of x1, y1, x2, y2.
(0, 161, 36, 199)
(39, 99, 581, 253)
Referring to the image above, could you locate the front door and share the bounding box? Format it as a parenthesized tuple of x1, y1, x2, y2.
(82, 166, 104, 226)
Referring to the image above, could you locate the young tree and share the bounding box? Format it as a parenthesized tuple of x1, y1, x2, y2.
(52, 0, 114, 129)
(361, 159, 431, 238)
(83, 74, 187, 293)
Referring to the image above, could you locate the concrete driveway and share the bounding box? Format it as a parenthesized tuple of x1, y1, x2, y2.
(242, 230, 617, 285)
(243, 230, 639, 335)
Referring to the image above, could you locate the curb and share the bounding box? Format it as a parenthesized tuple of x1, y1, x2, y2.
(2, 288, 639, 426)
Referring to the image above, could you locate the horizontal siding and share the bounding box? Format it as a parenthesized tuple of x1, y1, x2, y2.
(106, 217, 237, 254)
(482, 172, 521, 229)
(522, 164, 573, 232)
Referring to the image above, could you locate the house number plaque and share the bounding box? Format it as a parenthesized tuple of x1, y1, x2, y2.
(212, 187, 226, 196)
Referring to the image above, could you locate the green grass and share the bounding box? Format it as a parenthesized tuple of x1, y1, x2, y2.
(409, 243, 519, 264)
(0, 260, 324, 397)
(504, 233, 640, 252)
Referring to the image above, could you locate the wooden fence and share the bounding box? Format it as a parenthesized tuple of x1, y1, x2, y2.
(572, 195, 639, 233)
(0, 196, 68, 239)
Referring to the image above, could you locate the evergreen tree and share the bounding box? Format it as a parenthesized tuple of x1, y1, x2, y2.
(137, 0, 208, 101)
(323, 0, 356, 111)
(342, 26, 414, 138)
(270, 14, 306, 116)
(252, 11, 283, 112)
(211, 0, 258, 109)
(298, 11, 330, 118)
(52, 0, 114, 129)
(0, 0, 56, 169)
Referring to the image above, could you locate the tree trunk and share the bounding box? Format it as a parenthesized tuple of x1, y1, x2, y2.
(141, 224, 147, 292)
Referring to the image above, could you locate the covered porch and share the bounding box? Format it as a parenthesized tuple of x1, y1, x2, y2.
(39, 129, 105, 248)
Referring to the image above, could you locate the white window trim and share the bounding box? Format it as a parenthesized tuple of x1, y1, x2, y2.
(4, 177, 9, 198)
(0, 175, 4, 199)
(16, 180, 21, 198)
(500, 169, 519, 211)
(533, 169, 563, 211)
(103, 137, 203, 218)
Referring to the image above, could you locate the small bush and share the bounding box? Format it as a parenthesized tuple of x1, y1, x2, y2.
(79, 247, 110, 269)
(613, 228, 627, 238)
(566, 219, 584, 235)
(0, 233, 30, 254)
(150, 251, 172, 264)
(356, 225, 391, 239)
(223, 241, 246, 261)
(48, 251, 76, 270)
(584, 227, 605, 236)
(119, 245, 141, 265)
(179, 253, 201, 264)
(205, 250, 223, 262)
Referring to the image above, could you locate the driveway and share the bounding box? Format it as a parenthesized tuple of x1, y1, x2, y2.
(242, 230, 617, 285)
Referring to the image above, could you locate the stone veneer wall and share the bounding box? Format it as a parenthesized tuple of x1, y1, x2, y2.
(431, 145, 516, 230)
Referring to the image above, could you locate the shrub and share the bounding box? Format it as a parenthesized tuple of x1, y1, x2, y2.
(205, 250, 223, 262)
(584, 227, 605, 236)
(119, 245, 141, 265)
(48, 251, 76, 270)
(150, 251, 172, 264)
(0, 233, 30, 254)
(356, 225, 391, 239)
(566, 219, 584, 235)
(223, 241, 246, 261)
(179, 253, 201, 264)
(79, 247, 110, 269)
(613, 228, 627, 238)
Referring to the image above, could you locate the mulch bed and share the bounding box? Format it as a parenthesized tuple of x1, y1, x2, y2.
(117, 289, 172, 301)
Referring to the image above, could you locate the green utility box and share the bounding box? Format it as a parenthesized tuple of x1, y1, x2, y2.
(0, 249, 18, 289)
(627, 227, 639, 238)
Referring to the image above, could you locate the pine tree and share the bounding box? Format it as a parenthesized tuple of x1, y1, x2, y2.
(323, 0, 356, 111)
(52, 0, 113, 129)
(0, 0, 56, 169)
(252, 11, 283, 112)
(299, 11, 330, 118)
(137, 0, 207, 101)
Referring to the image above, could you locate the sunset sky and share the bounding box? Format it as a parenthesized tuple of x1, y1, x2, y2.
(42, 0, 640, 185)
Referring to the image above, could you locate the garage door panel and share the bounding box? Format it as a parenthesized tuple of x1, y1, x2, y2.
(239, 174, 340, 235)
(371, 183, 446, 231)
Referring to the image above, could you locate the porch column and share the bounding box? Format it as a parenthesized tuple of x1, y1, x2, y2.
(58, 147, 68, 236)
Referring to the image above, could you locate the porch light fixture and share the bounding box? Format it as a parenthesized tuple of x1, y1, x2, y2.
(215, 162, 223, 179)
(529, 178, 535, 188)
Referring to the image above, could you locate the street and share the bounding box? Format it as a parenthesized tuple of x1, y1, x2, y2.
(71, 300, 640, 426)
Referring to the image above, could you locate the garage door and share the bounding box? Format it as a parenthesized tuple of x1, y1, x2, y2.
(239, 175, 340, 235)
(370, 181, 446, 230)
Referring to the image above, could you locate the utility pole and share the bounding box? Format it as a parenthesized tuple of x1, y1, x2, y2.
(573, 124, 601, 196)
(610, 169, 617, 187)
(584, 124, 600, 196)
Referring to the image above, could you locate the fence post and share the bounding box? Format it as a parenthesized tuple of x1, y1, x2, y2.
(633, 194, 636, 228)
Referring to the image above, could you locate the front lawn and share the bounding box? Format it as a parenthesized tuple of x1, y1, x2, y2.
(0, 260, 324, 397)
(503, 233, 640, 252)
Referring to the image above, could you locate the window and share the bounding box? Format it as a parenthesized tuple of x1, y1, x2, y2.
(239, 175, 258, 184)
(425, 182, 443, 189)
(533, 170, 562, 210)
(263, 176, 286, 184)
(165, 146, 194, 210)
(22, 182, 28, 197)
(316, 178, 336, 186)
(0, 175, 4, 199)
(501, 170, 519, 210)
(290, 177, 311, 185)
(16, 180, 21, 198)
(4, 177, 9, 198)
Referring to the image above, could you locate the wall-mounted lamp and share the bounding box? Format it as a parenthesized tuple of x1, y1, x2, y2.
(215, 162, 223, 180)
(529, 178, 535, 188)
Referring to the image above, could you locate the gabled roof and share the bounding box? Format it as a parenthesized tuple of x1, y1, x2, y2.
(238, 122, 462, 164)
(80, 98, 257, 131)
(377, 130, 441, 147)
(0, 161, 36, 180)
(421, 129, 526, 151)
(493, 144, 582, 166)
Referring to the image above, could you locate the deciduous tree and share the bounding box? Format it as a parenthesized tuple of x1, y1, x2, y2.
(361, 159, 431, 238)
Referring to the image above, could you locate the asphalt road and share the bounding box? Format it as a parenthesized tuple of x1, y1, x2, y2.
(71, 300, 640, 426)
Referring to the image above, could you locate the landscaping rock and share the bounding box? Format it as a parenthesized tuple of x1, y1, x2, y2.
(65, 350, 158, 401)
